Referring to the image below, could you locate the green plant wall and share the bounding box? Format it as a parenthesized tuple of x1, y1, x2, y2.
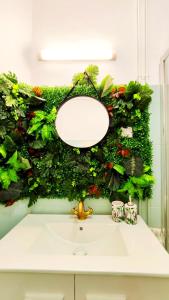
(0, 67, 154, 207)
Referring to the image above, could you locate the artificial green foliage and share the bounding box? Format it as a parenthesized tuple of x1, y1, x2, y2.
(72, 65, 99, 85)
(0, 150, 30, 190)
(0, 67, 154, 206)
(100, 75, 114, 98)
(123, 156, 144, 177)
(118, 174, 154, 200)
(27, 107, 57, 143)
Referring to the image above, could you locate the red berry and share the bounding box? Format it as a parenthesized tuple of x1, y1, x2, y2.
(32, 86, 43, 97)
(121, 149, 130, 157)
(106, 105, 113, 112)
(88, 185, 100, 196)
(118, 86, 126, 94)
(105, 162, 113, 169)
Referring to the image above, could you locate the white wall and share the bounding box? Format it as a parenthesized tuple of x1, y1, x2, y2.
(0, 0, 32, 83)
(0, 0, 168, 87)
(147, 0, 169, 84)
(31, 0, 137, 85)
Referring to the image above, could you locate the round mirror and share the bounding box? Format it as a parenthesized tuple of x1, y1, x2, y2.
(55, 96, 109, 148)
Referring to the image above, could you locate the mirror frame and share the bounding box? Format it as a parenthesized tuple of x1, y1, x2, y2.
(55, 95, 110, 148)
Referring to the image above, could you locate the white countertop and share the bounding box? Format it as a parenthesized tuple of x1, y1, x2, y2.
(0, 214, 169, 277)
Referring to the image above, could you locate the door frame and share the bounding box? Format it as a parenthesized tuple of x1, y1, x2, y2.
(160, 49, 169, 250)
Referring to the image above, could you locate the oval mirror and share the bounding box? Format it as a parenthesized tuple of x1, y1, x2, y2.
(55, 96, 109, 148)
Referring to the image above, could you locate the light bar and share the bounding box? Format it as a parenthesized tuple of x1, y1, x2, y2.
(39, 41, 116, 61)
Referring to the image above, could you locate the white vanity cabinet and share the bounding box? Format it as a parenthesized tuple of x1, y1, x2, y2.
(75, 275, 169, 300)
(0, 273, 169, 300)
(0, 215, 169, 300)
(0, 273, 74, 300)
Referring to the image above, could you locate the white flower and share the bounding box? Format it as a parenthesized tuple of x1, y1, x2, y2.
(121, 127, 133, 138)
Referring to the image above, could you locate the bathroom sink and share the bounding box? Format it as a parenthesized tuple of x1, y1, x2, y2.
(0, 214, 169, 276)
(30, 219, 128, 256)
(47, 222, 117, 243)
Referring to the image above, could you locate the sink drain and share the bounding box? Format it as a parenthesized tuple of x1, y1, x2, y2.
(73, 247, 88, 256)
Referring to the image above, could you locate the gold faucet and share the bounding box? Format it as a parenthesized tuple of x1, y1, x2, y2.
(72, 200, 93, 220)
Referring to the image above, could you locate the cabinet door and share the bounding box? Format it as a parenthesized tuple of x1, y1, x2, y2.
(75, 274, 169, 300)
(0, 273, 74, 300)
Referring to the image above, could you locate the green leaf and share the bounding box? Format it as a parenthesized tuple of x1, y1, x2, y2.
(85, 65, 99, 84)
(127, 102, 133, 109)
(144, 165, 151, 173)
(133, 93, 141, 100)
(143, 174, 155, 183)
(29, 140, 46, 149)
(5, 95, 16, 107)
(100, 75, 113, 97)
(0, 144, 6, 158)
(8, 169, 18, 183)
(72, 73, 85, 85)
(20, 157, 31, 170)
(7, 151, 18, 167)
(0, 169, 11, 189)
(4, 72, 18, 84)
(32, 110, 45, 122)
(73, 148, 81, 155)
(41, 124, 53, 141)
(29, 178, 40, 192)
(7, 151, 21, 171)
(86, 65, 99, 77)
(113, 164, 125, 175)
(27, 122, 42, 134)
(136, 187, 143, 200)
(131, 174, 154, 187)
(118, 181, 135, 197)
(0, 126, 6, 138)
(18, 82, 33, 97)
(135, 109, 141, 118)
(3, 135, 16, 152)
(72, 65, 99, 85)
(46, 107, 57, 122)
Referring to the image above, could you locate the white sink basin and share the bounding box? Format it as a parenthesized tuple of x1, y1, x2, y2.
(47, 222, 110, 243)
(31, 220, 128, 256)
